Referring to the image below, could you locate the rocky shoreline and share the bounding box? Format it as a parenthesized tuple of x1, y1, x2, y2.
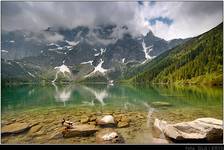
(2, 109, 223, 144)
(1, 110, 149, 144)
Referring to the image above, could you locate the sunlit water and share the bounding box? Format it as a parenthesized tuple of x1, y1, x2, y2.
(1, 83, 223, 144)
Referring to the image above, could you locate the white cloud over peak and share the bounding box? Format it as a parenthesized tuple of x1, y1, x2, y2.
(2, 1, 223, 40)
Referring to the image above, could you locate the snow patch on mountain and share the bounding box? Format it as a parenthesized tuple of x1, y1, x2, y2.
(81, 60, 93, 65)
(122, 58, 126, 63)
(84, 59, 108, 78)
(57, 47, 63, 50)
(65, 40, 80, 46)
(94, 53, 100, 56)
(48, 43, 59, 47)
(141, 39, 155, 64)
(52, 63, 71, 82)
(28, 72, 35, 78)
(48, 48, 58, 51)
(100, 48, 106, 55)
(66, 45, 73, 49)
(93, 48, 106, 55)
(1, 50, 8, 53)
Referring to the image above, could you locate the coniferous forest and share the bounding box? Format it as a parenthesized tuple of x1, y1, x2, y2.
(130, 23, 223, 86)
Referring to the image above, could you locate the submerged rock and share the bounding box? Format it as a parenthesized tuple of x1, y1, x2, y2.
(1, 122, 31, 136)
(96, 128, 125, 144)
(1, 119, 16, 126)
(80, 116, 89, 124)
(96, 115, 116, 127)
(88, 121, 96, 126)
(154, 118, 223, 143)
(115, 115, 130, 128)
(136, 113, 144, 119)
(28, 124, 43, 135)
(117, 122, 129, 128)
(152, 138, 169, 144)
(49, 129, 64, 140)
(152, 101, 172, 107)
(62, 124, 99, 138)
(89, 116, 97, 122)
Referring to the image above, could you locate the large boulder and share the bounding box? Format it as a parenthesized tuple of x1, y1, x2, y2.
(96, 128, 125, 144)
(62, 124, 99, 138)
(1, 122, 32, 136)
(96, 115, 116, 127)
(154, 118, 223, 143)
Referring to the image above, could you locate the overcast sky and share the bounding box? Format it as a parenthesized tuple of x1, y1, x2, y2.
(2, 1, 223, 40)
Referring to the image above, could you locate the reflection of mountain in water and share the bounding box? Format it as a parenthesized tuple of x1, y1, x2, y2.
(52, 83, 72, 106)
(82, 85, 109, 106)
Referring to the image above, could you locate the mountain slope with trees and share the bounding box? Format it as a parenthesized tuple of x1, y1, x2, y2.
(129, 23, 223, 86)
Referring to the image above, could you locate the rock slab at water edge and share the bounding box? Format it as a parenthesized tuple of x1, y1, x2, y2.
(62, 124, 99, 138)
(154, 118, 223, 142)
(1, 122, 31, 136)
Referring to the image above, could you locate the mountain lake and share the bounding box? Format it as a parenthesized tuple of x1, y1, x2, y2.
(1, 83, 223, 144)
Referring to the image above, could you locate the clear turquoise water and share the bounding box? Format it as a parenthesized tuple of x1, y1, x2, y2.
(1, 83, 223, 144)
(2, 83, 223, 116)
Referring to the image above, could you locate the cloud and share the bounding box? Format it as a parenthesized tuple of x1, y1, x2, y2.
(2, 1, 223, 40)
(43, 32, 64, 43)
(24, 31, 64, 43)
(142, 1, 223, 40)
(85, 31, 117, 46)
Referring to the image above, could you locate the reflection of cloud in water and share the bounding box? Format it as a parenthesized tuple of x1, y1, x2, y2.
(52, 83, 72, 106)
(82, 86, 109, 106)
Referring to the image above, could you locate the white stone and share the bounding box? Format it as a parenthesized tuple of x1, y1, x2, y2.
(102, 132, 118, 141)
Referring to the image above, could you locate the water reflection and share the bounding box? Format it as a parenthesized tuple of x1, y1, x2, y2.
(82, 99, 95, 106)
(52, 83, 72, 106)
(124, 102, 132, 110)
(82, 85, 109, 106)
(28, 88, 35, 96)
(1, 83, 222, 119)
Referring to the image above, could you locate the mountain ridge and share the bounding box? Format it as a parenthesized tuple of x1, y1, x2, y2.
(1, 24, 187, 84)
(127, 23, 223, 86)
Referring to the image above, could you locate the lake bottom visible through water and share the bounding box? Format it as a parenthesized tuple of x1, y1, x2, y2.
(1, 83, 223, 144)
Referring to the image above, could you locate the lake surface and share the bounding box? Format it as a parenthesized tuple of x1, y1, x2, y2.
(1, 83, 223, 144)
